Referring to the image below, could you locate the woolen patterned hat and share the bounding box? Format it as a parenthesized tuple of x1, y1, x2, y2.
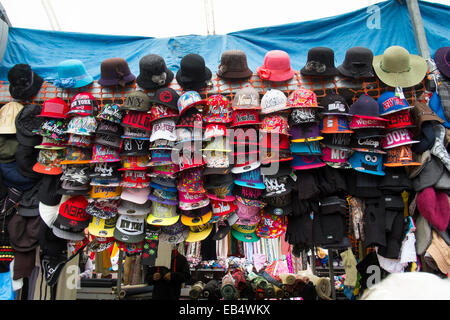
(136, 54, 174, 90)
(8, 64, 43, 100)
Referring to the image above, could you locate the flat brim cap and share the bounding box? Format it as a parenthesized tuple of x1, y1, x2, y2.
(113, 214, 146, 243)
(159, 229, 189, 244)
(205, 173, 234, 188)
(52, 224, 85, 241)
(231, 228, 260, 242)
(212, 223, 231, 241)
(118, 200, 151, 216)
(185, 223, 213, 242)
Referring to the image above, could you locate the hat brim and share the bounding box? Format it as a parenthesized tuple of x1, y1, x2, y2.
(218, 69, 253, 80)
(176, 67, 212, 89)
(380, 105, 414, 116)
(136, 69, 174, 90)
(351, 147, 386, 154)
(337, 65, 375, 79)
(292, 162, 326, 170)
(256, 67, 295, 82)
(231, 229, 260, 242)
(185, 224, 213, 242)
(300, 66, 339, 77)
(148, 194, 178, 206)
(69, 75, 94, 89)
(181, 211, 212, 226)
(382, 140, 420, 149)
(373, 54, 428, 88)
(159, 230, 189, 244)
(120, 191, 150, 204)
(434, 47, 450, 78)
(179, 198, 210, 210)
(291, 136, 324, 143)
(234, 180, 266, 190)
(88, 219, 115, 238)
(33, 163, 62, 175)
(146, 213, 180, 226)
(113, 229, 145, 244)
(60, 159, 91, 165)
(384, 161, 421, 167)
(98, 74, 136, 87)
(150, 131, 177, 143)
(52, 226, 85, 241)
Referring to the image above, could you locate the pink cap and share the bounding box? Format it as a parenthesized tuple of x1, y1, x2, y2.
(381, 129, 419, 149)
(349, 116, 386, 129)
(178, 191, 210, 210)
(120, 187, 150, 205)
(256, 50, 295, 82)
(235, 201, 261, 225)
(321, 146, 350, 163)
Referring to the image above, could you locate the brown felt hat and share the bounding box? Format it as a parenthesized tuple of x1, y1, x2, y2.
(217, 50, 253, 80)
(98, 58, 136, 87)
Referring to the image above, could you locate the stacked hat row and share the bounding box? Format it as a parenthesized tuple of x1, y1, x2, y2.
(16, 76, 442, 254)
(7, 45, 429, 105)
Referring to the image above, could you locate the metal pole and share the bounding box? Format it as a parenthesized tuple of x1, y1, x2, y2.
(406, 0, 430, 61)
(116, 250, 124, 299)
(328, 249, 336, 300)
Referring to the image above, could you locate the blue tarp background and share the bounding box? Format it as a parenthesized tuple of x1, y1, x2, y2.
(0, 0, 448, 81)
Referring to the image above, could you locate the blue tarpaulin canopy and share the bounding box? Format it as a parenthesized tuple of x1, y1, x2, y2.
(0, 0, 448, 81)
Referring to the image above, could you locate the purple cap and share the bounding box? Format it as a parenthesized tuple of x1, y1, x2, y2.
(290, 124, 321, 142)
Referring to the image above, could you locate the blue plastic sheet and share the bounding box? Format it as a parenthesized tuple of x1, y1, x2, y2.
(0, 0, 448, 81)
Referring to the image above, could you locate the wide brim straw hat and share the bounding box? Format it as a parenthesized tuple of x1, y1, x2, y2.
(373, 46, 427, 88)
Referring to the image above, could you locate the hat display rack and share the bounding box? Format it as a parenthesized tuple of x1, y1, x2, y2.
(2, 44, 450, 301)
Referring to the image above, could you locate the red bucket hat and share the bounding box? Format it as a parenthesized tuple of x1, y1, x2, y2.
(256, 50, 295, 82)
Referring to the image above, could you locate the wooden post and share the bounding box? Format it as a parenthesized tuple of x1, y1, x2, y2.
(406, 0, 430, 61)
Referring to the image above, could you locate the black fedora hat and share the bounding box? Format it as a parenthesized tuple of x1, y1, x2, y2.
(136, 54, 174, 90)
(301, 47, 339, 77)
(338, 47, 375, 79)
(176, 54, 212, 90)
(8, 64, 44, 101)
